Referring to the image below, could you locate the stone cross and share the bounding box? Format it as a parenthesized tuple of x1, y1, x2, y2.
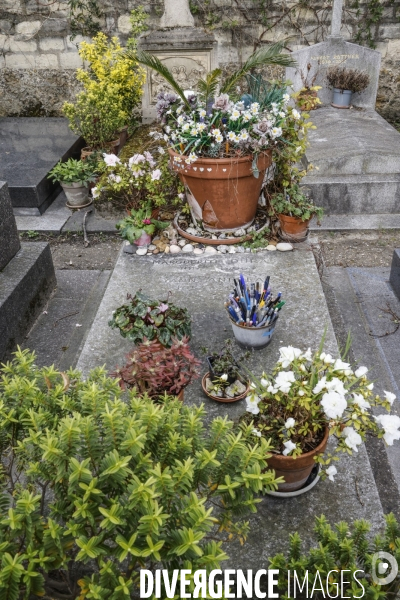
(329, 0, 344, 38)
(160, 0, 194, 28)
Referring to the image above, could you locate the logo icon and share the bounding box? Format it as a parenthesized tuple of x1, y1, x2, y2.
(371, 552, 398, 586)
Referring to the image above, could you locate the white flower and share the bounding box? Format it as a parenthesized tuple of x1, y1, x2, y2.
(376, 414, 400, 445)
(198, 109, 206, 117)
(252, 429, 261, 437)
(279, 111, 286, 118)
(211, 128, 221, 137)
(319, 352, 334, 364)
(292, 109, 301, 120)
(250, 102, 260, 114)
(190, 127, 199, 136)
(274, 371, 296, 394)
(301, 348, 312, 361)
(91, 186, 99, 199)
(151, 169, 162, 181)
(103, 153, 121, 167)
(283, 93, 290, 102)
(298, 390, 305, 397)
(242, 112, 252, 122)
(352, 393, 371, 413)
(282, 440, 296, 456)
(333, 359, 353, 375)
(367, 383, 374, 390)
(246, 395, 261, 415)
(177, 115, 185, 125)
(285, 418, 296, 429)
(321, 391, 347, 420)
(313, 376, 327, 394)
(220, 374, 228, 382)
(197, 122, 206, 132)
(239, 130, 249, 141)
(326, 465, 337, 482)
(227, 131, 237, 141)
(158, 146, 165, 155)
(325, 377, 346, 396)
(384, 391, 396, 405)
(278, 346, 302, 368)
(271, 127, 282, 138)
(181, 123, 190, 132)
(144, 151, 155, 166)
(215, 134, 223, 143)
(230, 109, 241, 121)
(129, 154, 145, 166)
(355, 366, 368, 378)
(342, 426, 362, 452)
(183, 89, 196, 98)
(260, 377, 269, 387)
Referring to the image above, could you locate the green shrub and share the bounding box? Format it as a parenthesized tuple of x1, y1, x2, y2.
(269, 514, 400, 599)
(0, 348, 279, 600)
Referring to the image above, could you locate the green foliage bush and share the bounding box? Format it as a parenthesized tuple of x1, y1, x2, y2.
(0, 348, 279, 600)
(269, 513, 400, 599)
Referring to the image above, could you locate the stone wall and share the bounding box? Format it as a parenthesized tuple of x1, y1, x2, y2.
(1, 0, 400, 123)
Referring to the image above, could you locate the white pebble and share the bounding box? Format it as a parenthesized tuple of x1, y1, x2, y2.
(228, 246, 236, 253)
(186, 227, 197, 236)
(217, 245, 228, 253)
(234, 228, 246, 237)
(266, 245, 277, 251)
(276, 242, 293, 252)
(169, 245, 181, 254)
(148, 244, 156, 251)
(182, 244, 194, 253)
(204, 246, 218, 254)
(178, 239, 186, 247)
(193, 248, 204, 255)
(136, 247, 148, 256)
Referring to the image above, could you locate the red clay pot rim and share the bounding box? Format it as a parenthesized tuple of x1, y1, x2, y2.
(168, 148, 271, 165)
(268, 426, 329, 463)
(201, 372, 250, 403)
(278, 213, 311, 224)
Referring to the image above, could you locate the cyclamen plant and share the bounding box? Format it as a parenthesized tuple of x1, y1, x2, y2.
(157, 91, 289, 164)
(92, 149, 180, 208)
(241, 345, 399, 480)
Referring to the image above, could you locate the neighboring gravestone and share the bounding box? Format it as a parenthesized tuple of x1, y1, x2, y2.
(0, 181, 20, 270)
(286, 0, 381, 108)
(139, 0, 217, 122)
(0, 180, 56, 361)
(390, 249, 400, 300)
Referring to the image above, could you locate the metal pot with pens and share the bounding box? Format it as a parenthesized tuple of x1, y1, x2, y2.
(225, 274, 285, 350)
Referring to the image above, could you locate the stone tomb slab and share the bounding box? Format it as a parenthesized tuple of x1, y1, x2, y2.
(390, 249, 400, 300)
(0, 117, 83, 215)
(302, 107, 400, 215)
(76, 247, 383, 565)
(0, 181, 20, 270)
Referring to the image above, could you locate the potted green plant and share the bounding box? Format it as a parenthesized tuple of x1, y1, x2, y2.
(201, 339, 250, 403)
(240, 342, 399, 493)
(47, 158, 96, 208)
(116, 203, 167, 246)
(292, 63, 322, 111)
(110, 336, 201, 402)
(326, 66, 370, 109)
(128, 43, 296, 232)
(269, 184, 323, 239)
(108, 290, 191, 347)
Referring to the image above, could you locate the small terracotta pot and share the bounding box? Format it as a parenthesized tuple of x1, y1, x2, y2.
(169, 149, 272, 231)
(201, 373, 250, 403)
(81, 147, 94, 161)
(278, 214, 310, 236)
(267, 427, 329, 492)
(118, 126, 129, 150)
(106, 138, 120, 155)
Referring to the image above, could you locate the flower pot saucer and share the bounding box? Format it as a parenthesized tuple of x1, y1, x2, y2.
(265, 464, 321, 498)
(201, 373, 250, 403)
(66, 199, 93, 210)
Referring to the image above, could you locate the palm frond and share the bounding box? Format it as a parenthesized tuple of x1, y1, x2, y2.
(128, 49, 191, 109)
(220, 41, 297, 94)
(197, 68, 222, 104)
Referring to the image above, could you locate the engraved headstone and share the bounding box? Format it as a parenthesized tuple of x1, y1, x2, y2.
(286, 0, 381, 109)
(0, 181, 20, 271)
(139, 0, 217, 122)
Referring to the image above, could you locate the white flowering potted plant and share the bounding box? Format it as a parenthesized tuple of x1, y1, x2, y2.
(240, 344, 398, 493)
(129, 43, 296, 232)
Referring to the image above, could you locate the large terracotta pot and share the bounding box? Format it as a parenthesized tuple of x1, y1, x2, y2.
(278, 213, 310, 237)
(267, 427, 329, 492)
(169, 149, 272, 232)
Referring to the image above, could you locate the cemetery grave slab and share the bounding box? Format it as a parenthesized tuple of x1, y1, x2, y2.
(390, 249, 400, 300)
(303, 107, 400, 215)
(75, 246, 384, 565)
(0, 117, 83, 215)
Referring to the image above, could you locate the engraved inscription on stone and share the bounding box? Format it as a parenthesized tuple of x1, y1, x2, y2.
(310, 53, 360, 67)
(149, 55, 208, 103)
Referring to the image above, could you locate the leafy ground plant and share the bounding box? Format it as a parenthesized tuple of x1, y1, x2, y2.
(0, 348, 280, 600)
(269, 514, 400, 599)
(108, 291, 191, 347)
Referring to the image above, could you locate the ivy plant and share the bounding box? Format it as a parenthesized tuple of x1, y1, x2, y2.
(269, 184, 323, 222)
(0, 348, 280, 600)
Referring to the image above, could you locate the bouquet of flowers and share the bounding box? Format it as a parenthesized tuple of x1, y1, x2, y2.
(241, 344, 399, 480)
(156, 91, 289, 163)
